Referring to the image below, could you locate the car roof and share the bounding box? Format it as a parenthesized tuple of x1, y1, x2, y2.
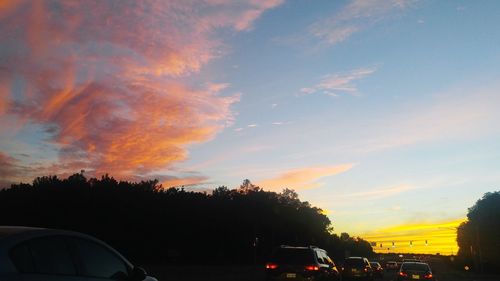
(0, 226, 46, 239)
(346, 256, 364, 259)
(278, 245, 324, 251)
(401, 262, 430, 267)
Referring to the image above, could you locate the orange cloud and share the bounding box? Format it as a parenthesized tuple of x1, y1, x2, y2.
(0, 1, 282, 181)
(160, 175, 209, 189)
(361, 218, 466, 255)
(258, 164, 354, 191)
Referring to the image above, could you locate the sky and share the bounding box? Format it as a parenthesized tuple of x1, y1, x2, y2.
(1, 0, 500, 254)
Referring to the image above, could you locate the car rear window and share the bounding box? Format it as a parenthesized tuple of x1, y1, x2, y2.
(271, 248, 314, 264)
(401, 263, 429, 271)
(10, 243, 35, 273)
(345, 258, 365, 266)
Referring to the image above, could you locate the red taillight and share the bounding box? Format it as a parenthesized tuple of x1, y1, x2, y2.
(424, 273, 433, 279)
(399, 271, 408, 277)
(305, 265, 319, 271)
(364, 268, 368, 272)
(266, 263, 278, 269)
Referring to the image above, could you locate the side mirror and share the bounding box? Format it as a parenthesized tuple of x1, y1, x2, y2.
(129, 266, 147, 281)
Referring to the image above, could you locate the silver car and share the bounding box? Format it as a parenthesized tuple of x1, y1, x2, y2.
(0, 226, 157, 281)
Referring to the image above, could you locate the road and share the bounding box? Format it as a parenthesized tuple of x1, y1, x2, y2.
(379, 259, 500, 281)
(145, 258, 500, 281)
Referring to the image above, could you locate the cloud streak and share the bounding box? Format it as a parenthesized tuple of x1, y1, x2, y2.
(258, 164, 354, 191)
(301, 67, 377, 96)
(0, 1, 282, 181)
(339, 184, 416, 201)
(310, 0, 416, 46)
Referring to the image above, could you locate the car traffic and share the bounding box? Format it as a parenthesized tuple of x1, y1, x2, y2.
(265, 245, 341, 281)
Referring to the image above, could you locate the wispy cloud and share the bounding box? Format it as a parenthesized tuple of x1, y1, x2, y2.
(310, 0, 416, 46)
(300, 67, 377, 96)
(0, 152, 22, 188)
(358, 85, 500, 152)
(339, 184, 417, 200)
(159, 174, 209, 189)
(257, 164, 354, 191)
(0, 1, 282, 181)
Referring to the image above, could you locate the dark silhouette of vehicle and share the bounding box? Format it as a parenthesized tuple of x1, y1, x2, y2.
(0, 226, 157, 281)
(402, 258, 421, 263)
(341, 257, 373, 281)
(396, 262, 434, 281)
(369, 262, 383, 278)
(384, 261, 398, 270)
(265, 245, 341, 281)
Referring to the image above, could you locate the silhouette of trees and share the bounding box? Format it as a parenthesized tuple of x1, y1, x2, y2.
(0, 174, 373, 264)
(457, 191, 500, 273)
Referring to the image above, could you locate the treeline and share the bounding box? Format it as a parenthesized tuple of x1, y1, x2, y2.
(0, 173, 373, 265)
(456, 191, 500, 273)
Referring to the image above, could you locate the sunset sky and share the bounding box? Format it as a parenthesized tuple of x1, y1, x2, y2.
(1, 1, 500, 254)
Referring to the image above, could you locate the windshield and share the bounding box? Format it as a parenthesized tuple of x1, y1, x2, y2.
(271, 248, 314, 264)
(345, 259, 365, 267)
(401, 263, 430, 272)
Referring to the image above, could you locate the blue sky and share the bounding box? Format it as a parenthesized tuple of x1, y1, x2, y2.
(1, 0, 499, 252)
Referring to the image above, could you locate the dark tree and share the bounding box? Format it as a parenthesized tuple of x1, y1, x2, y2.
(0, 174, 374, 265)
(457, 191, 500, 273)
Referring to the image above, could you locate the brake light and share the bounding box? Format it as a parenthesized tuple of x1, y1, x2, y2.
(364, 268, 368, 272)
(399, 271, 408, 277)
(424, 273, 433, 279)
(266, 263, 278, 269)
(305, 265, 319, 271)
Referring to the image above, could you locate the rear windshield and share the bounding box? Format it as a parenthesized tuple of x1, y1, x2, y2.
(370, 262, 379, 267)
(345, 258, 365, 266)
(270, 248, 314, 264)
(401, 263, 429, 271)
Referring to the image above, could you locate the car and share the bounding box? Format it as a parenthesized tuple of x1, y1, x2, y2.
(385, 261, 399, 270)
(402, 258, 421, 263)
(0, 226, 157, 281)
(341, 257, 373, 281)
(397, 262, 435, 281)
(265, 245, 341, 281)
(369, 262, 383, 278)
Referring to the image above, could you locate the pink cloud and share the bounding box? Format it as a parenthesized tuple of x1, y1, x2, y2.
(0, 1, 281, 181)
(257, 164, 354, 191)
(0, 152, 21, 187)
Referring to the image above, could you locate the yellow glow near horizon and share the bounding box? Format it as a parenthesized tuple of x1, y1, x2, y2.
(360, 218, 465, 255)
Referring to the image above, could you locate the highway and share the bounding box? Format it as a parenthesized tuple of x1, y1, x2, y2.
(379, 258, 500, 281)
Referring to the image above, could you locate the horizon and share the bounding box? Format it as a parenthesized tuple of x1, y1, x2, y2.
(1, 0, 500, 255)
